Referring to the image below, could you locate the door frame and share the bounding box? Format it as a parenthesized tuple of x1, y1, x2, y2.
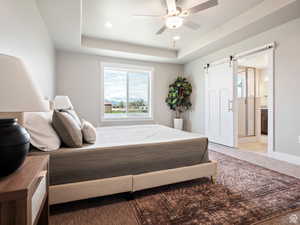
(233, 43, 275, 153)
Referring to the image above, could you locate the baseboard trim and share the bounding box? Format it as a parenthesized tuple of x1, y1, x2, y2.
(268, 152, 300, 166)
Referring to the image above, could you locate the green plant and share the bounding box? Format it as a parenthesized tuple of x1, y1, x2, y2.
(165, 76, 192, 118)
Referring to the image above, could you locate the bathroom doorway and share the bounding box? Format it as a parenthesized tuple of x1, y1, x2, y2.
(235, 48, 273, 153)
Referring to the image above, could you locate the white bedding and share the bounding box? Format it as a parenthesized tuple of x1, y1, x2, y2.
(84, 124, 205, 149)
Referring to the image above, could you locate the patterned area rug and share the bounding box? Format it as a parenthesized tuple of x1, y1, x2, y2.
(132, 151, 300, 225)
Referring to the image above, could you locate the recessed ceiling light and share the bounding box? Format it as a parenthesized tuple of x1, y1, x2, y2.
(173, 36, 181, 41)
(105, 22, 112, 28)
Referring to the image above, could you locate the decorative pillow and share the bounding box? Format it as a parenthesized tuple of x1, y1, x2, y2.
(24, 112, 61, 151)
(59, 109, 82, 127)
(52, 110, 83, 148)
(81, 119, 97, 144)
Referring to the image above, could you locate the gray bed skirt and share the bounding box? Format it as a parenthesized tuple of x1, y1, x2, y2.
(30, 137, 209, 186)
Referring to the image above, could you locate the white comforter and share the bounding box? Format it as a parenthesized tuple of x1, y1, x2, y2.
(87, 124, 205, 149)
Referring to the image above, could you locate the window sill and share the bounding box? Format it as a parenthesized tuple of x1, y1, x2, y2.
(101, 117, 154, 122)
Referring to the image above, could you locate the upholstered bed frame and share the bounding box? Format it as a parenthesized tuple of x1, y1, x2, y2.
(2, 112, 218, 205)
(50, 161, 217, 205)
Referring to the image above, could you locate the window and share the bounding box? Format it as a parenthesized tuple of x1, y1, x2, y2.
(102, 64, 152, 120)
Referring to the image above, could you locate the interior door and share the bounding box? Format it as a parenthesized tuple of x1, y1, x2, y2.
(205, 60, 235, 147)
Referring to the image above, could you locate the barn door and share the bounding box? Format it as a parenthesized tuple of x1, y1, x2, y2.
(205, 59, 236, 147)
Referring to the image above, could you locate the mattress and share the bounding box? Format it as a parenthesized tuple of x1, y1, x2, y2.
(29, 125, 209, 185)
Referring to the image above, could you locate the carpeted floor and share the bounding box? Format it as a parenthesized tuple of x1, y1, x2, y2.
(50, 150, 300, 225)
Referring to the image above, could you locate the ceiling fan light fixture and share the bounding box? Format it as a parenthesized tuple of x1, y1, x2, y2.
(165, 16, 183, 29)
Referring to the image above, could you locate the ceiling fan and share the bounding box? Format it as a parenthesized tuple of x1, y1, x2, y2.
(133, 0, 218, 35)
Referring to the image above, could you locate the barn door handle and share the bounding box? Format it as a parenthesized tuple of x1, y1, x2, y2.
(228, 100, 233, 112)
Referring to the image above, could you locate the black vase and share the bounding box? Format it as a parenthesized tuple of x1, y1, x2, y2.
(0, 118, 30, 177)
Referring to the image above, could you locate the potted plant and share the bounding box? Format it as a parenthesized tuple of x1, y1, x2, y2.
(166, 76, 192, 130)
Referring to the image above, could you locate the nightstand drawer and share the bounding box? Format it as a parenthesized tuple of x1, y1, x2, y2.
(0, 156, 49, 225)
(31, 172, 47, 224)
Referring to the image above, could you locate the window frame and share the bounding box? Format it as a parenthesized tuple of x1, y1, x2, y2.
(100, 62, 154, 122)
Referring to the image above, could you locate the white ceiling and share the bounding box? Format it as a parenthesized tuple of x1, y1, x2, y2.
(82, 0, 265, 50)
(38, 0, 300, 63)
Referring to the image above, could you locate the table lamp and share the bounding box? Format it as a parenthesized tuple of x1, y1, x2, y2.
(54, 96, 74, 110)
(0, 54, 49, 177)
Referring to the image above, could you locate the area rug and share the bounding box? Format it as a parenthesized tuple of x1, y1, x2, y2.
(132, 150, 300, 225)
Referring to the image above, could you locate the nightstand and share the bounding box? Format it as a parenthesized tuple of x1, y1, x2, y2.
(0, 155, 49, 225)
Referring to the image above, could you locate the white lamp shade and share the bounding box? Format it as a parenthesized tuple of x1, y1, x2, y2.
(0, 54, 49, 112)
(54, 96, 73, 110)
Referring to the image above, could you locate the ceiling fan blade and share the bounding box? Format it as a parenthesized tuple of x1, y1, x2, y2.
(184, 20, 201, 30)
(156, 26, 167, 35)
(176, 0, 187, 6)
(188, 0, 218, 15)
(166, 0, 177, 14)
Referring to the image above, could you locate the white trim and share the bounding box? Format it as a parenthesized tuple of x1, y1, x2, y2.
(267, 47, 275, 154)
(100, 62, 154, 123)
(268, 152, 300, 166)
(234, 45, 275, 153)
(233, 59, 239, 148)
(100, 118, 155, 122)
(102, 62, 154, 72)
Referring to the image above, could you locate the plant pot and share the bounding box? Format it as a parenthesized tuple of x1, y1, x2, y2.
(0, 118, 30, 177)
(174, 118, 183, 130)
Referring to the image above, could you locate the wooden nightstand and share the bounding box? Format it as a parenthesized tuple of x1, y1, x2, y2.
(0, 155, 49, 225)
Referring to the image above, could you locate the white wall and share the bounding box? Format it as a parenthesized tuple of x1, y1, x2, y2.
(56, 50, 184, 127)
(184, 18, 300, 157)
(0, 0, 55, 98)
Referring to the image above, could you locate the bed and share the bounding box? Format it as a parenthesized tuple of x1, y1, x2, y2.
(29, 125, 217, 205)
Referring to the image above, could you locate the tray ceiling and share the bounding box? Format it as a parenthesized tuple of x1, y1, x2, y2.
(82, 0, 265, 50)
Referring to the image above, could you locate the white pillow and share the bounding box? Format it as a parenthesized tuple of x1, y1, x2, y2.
(81, 119, 97, 144)
(24, 112, 61, 151)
